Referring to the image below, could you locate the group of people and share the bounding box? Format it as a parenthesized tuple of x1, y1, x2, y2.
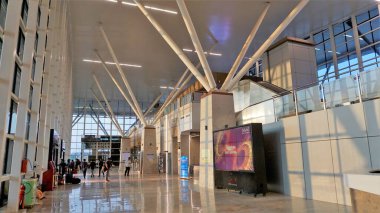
(59, 157, 114, 181)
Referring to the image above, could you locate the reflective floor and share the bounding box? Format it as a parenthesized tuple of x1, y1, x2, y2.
(12, 171, 351, 213)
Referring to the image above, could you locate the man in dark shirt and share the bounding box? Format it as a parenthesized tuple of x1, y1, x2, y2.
(98, 158, 104, 177)
(90, 160, 96, 177)
(59, 159, 67, 175)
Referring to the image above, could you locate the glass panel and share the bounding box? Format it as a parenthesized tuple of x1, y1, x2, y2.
(3, 139, 14, 174)
(0, 180, 10, 207)
(360, 68, 380, 100)
(0, 0, 7, 29)
(7, 100, 17, 134)
(274, 93, 296, 119)
(12, 64, 21, 97)
(296, 85, 324, 113)
(29, 86, 33, 109)
(25, 112, 31, 140)
(21, 0, 28, 25)
(17, 28, 25, 59)
(323, 75, 359, 108)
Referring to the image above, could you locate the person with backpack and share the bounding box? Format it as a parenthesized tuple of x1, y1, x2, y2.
(82, 159, 88, 179)
(124, 157, 132, 177)
(90, 160, 96, 177)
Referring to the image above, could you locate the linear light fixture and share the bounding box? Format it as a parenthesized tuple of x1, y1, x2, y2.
(83, 59, 142, 68)
(182, 48, 222, 57)
(119, 1, 178, 15)
(160, 86, 177, 90)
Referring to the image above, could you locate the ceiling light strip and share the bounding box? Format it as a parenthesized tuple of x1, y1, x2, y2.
(83, 59, 142, 68)
(120, 1, 177, 15)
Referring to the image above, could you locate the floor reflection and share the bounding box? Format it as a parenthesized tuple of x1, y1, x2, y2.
(18, 172, 352, 213)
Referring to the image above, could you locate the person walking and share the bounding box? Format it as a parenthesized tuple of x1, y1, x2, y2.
(98, 158, 104, 177)
(82, 159, 88, 179)
(105, 157, 112, 182)
(90, 160, 96, 177)
(124, 157, 132, 176)
(66, 159, 71, 173)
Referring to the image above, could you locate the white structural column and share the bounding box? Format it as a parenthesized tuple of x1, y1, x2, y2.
(221, 2, 270, 91)
(92, 75, 124, 136)
(38, 0, 61, 169)
(0, 0, 23, 178)
(28, 1, 50, 168)
(133, 0, 211, 92)
(7, 0, 39, 210)
(199, 93, 236, 189)
(176, 0, 216, 89)
(99, 26, 147, 126)
(226, 0, 309, 91)
(94, 50, 143, 124)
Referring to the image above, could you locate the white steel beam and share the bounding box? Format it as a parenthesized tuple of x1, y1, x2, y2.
(144, 93, 163, 117)
(94, 50, 147, 126)
(221, 2, 270, 91)
(99, 26, 147, 125)
(153, 73, 193, 124)
(92, 75, 124, 136)
(226, 0, 309, 91)
(155, 43, 217, 123)
(176, 0, 216, 89)
(132, 0, 211, 91)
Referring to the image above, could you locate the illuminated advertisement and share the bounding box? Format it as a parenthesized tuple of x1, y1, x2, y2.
(213, 125, 254, 171)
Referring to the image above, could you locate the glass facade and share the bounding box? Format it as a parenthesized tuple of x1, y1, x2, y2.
(70, 99, 137, 161)
(313, 7, 380, 82)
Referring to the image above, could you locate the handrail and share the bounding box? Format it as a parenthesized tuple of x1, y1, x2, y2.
(238, 67, 380, 114)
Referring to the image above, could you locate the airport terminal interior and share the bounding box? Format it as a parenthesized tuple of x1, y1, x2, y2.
(0, 0, 380, 212)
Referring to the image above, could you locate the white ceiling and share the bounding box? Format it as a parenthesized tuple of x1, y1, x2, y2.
(68, 0, 377, 113)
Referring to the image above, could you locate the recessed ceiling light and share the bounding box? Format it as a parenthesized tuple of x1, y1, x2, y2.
(315, 48, 321, 51)
(120, 1, 178, 15)
(183, 48, 193, 52)
(106, 0, 118, 2)
(345, 35, 353, 38)
(83, 59, 142, 68)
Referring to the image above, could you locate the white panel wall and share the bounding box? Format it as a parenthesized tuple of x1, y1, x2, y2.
(327, 103, 367, 139)
(331, 138, 372, 205)
(262, 100, 380, 205)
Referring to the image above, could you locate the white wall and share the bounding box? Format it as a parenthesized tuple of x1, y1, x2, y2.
(262, 99, 380, 205)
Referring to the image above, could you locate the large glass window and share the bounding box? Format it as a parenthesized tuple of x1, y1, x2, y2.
(31, 58, 36, 80)
(37, 6, 41, 27)
(17, 28, 25, 59)
(3, 139, 14, 174)
(0, 37, 3, 60)
(0, 0, 8, 29)
(21, 0, 28, 25)
(12, 64, 21, 97)
(357, 8, 380, 71)
(25, 112, 31, 140)
(312, 6, 380, 81)
(34, 33, 38, 53)
(314, 29, 335, 82)
(28, 86, 33, 109)
(7, 99, 18, 134)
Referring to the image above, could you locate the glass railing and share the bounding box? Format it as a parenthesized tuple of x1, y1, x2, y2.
(242, 67, 380, 121)
(360, 68, 380, 100)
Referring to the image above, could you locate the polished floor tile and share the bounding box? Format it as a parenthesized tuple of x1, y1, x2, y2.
(7, 171, 352, 213)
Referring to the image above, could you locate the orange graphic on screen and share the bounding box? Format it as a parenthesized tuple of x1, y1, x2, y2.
(214, 126, 254, 171)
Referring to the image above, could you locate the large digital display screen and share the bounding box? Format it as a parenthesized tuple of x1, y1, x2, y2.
(214, 125, 254, 171)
